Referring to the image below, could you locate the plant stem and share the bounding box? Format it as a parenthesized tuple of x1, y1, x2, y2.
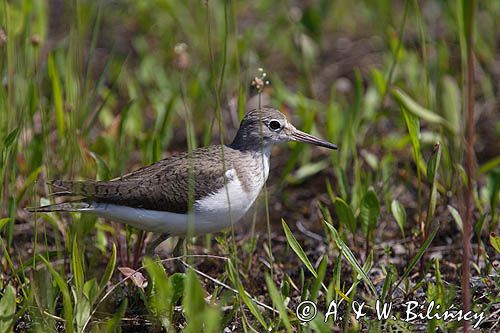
(462, 1, 476, 332)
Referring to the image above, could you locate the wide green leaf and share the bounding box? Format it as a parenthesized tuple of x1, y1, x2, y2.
(287, 160, 329, 184)
(391, 200, 406, 237)
(143, 257, 172, 329)
(392, 88, 454, 132)
(447, 205, 463, 233)
(74, 287, 91, 333)
(359, 189, 380, 236)
(0, 283, 16, 333)
(183, 269, 205, 332)
(2, 127, 20, 149)
(0, 218, 12, 232)
(334, 197, 356, 234)
(490, 233, 500, 254)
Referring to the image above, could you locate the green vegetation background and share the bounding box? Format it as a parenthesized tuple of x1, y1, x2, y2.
(0, 0, 498, 332)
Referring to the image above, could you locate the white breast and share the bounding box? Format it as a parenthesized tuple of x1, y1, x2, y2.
(193, 164, 266, 233)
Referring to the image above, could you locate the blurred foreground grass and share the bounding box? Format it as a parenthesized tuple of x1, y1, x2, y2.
(0, 0, 499, 331)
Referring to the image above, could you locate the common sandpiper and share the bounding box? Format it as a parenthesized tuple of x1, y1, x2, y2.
(28, 107, 337, 253)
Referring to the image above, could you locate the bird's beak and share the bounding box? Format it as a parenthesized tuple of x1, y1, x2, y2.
(289, 128, 338, 150)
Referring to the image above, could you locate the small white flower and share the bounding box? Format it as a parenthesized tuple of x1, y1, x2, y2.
(174, 42, 188, 54)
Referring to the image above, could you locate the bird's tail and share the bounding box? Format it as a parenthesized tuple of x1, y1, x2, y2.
(48, 180, 99, 197)
(48, 179, 125, 199)
(26, 200, 94, 213)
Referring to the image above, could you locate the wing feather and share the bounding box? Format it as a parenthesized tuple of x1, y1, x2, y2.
(48, 146, 237, 213)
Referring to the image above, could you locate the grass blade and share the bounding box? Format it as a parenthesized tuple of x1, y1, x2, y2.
(105, 299, 127, 333)
(41, 257, 74, 333)
(227, 260, 268, 330)
(425, 143, 442, 230)
(323, 221, 378, 297)
(2, 127, 20, 150)
(264, 273, 292, 332)
(310, 255, 327, 301)
(401, 107, 421, 162)
(98, 243, 116, 292)
(281, 219, 317, 278)
(391, 225, 440, 296)
(47, 53, 65, 139)
(72, 236, 85, 292)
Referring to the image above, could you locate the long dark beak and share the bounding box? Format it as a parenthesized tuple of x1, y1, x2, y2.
(290, 129, 338, 150)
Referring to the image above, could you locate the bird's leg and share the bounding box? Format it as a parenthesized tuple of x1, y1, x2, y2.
(145, 235, 186, 271)
(173, 237, 186, 271)
(145, 232, 170, 257)
(173, 237, 183, 257)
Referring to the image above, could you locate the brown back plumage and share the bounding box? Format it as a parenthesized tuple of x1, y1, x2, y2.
(50, 145, 247, 213)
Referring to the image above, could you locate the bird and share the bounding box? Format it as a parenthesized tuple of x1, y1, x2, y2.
(27, 107, 337, 254)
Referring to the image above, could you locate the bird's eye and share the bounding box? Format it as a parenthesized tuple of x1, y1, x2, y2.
(269, 120, 282, 131)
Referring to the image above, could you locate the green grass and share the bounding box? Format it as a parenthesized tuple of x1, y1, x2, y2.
(1, 0, 499, 331)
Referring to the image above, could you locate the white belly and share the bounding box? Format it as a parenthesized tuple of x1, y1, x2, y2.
(193, 167, 264, 232)
(89, 162, 269, 236)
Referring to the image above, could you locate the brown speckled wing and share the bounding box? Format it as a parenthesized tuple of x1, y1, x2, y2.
(50, 146, 240, 213)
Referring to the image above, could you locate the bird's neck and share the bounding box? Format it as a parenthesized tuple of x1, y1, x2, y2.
(229, 127, 272, 155)
(230, 144, 271, 189)
(226, 131, 272, 184)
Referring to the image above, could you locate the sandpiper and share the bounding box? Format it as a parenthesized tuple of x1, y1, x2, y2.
(28, 107, 337, 253)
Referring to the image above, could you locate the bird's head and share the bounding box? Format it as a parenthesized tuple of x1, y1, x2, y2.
(230, 107, 338, 152)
